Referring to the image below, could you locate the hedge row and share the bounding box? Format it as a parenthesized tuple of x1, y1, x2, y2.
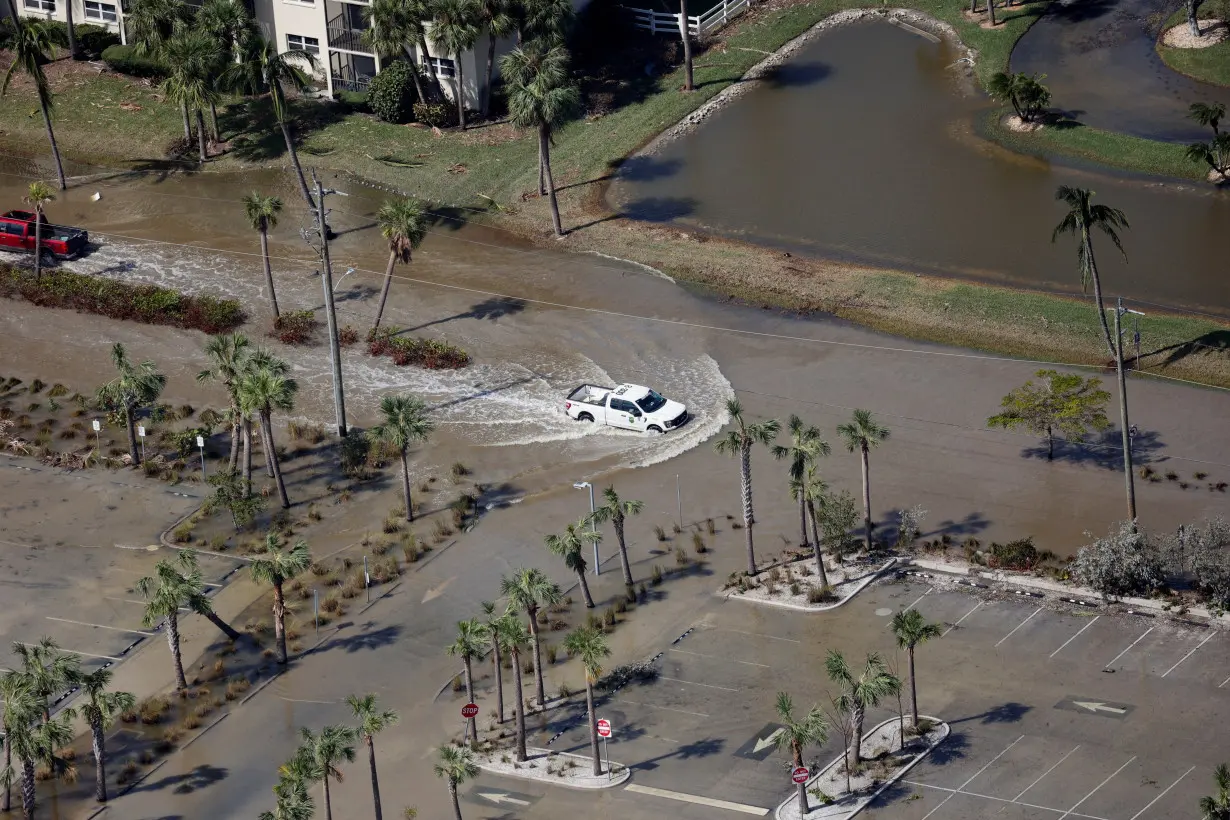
(0, 263, 245, 334)
(367, 327, 470, 369)
(102, 44, 169, 79)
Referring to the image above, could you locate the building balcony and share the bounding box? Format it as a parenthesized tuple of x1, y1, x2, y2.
(331, 74, 371, 92)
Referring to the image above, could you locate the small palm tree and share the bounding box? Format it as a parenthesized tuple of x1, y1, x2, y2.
(7, 703, 76, 820)
(2, 19, 66, 190)
(243, 193, 284, 318)
(447, 618, 489, 748)
(476, 0, 514, 115)
(347, 694, 399, 820)
(128, 0, 190, 57)
(1052, 186, 1129, 359)
(258, 786, 315, 820)
(96, 343, 166, 467)
(496, 617, 531, 761)
(1190, 101, 1226, 136)
(236, 357, 298, 508)
(836, 409, 890, 551)
(1201, 763, 1230, 820)
(791, 461, 830, 586)
(368, 394, 435, 520)
(500, 567, 561, 708)
(891, 608, 943, 728)
(825, 650, 900, 772)
(363, 0, 428, 102)
(176, 550, 243, 640)
(22, 182, 54, 281)
(588, 486, 643, 587)
(431, 0, 482, 129)
(12, 637, 79, 723)
(545, 519, 600, 609)
(78, 668, 135, 803)
(163, 29, 220, 163)
(372, 197, 429, 331)
(562, 626, 610, 776)
(435, 744, 479, 820)
(484, 606, 517, 724)
(773, 414, 829, 550)
(297, 724, 357, 820)
(713, 398, 780, 575)
(249, 534, 312, 663)
(197, 332, 252, 472)
(0, 671, 35, 813)
(774, 692, 828, 817)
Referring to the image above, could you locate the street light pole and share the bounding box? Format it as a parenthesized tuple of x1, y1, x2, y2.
(1111, 297, 1144, 523)
(311, 171, 348, 438)
(574, 481, 598, 575)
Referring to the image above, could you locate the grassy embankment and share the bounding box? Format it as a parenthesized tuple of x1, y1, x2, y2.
(1156, 8, 1230, 86)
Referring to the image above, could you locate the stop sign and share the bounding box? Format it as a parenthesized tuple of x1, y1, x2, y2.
(792, 766, 809, 784)
(596, 719, 612, 738)
(461, 702, 479, 719)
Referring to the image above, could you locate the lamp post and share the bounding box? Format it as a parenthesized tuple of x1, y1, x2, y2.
(196, 434, 207, 483)
(573, 481, 598, 575)
(1110, 298, 1145, 523)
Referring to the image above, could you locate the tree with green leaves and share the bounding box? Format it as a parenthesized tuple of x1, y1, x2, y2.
(563, 626, 610, 776)
(837, 409, 890, 552)
(128, 0, 191, 56)
(1201, 763, 1230, 820)
(197, 332, 252, 472)
(588, 486, 644, 587)
(0, 671, 34, 813)
(1190, 101, 1226, 137)
(78, 668, 135, 803)
(545, 519, 599, 609)
(7, 701, 76, 820)
(297, 724, 357, 820)
(774, 414, 830, 550)
(242, 193, 284, 318)
(236, 356, 298, 508)
(447, 619, 489, 748)
(987, 369, 1112, 461)
(791, 461, 829, 585)
(435, 744, 479, 820)
(514, 0, 575, 45)
(714, 398, 780, 575)
(250, 534, 312, 663)
(774, 692, 828, 817)
(12, 637, 78, 724)
(368, 394, 435, 520)
(501, 43, 580, 235)
(496, 616, 531, 761)
(431, 0, 482, 129)
(163, 29, 221, 162)
(817, 488, 860, 563)
(197, 0, 252, 138)
(96, 343, 166, 467)
(890, 608, 943, 728)
(263, 749, 316, 820)
(2, 19, 66, 190)
(1053, 186, 1129, 359)
(22, 182, 54, 281)
(373, 197, 429, 331)
(347, 694, 399, 820)
(988, 71, 1050, 123)
(363, 0, 429, 102)
(206, 469, 266, 529)
(1186, 133, 1230, 178)
(500, 567, 561, 708)
(825, 650, 900, 772)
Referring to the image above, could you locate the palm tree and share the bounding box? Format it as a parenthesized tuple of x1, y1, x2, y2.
(96, 343, 166, 467)
(791, 461, 830, 586)
(588, 486, 643, 587)
(497, 617, 531, 761)
(545, 519, 599, 609)
(7, 703, 76, 820)
(363, 0, 428, 103)
(447, 619, 489, 748)
(836, 409, 890, 552)
(249, 533, 313, 663)
(481, 603, 513, 723)
(177, 549, 244, 641)
(373, 197, 429, 331)
(431, 0, 482, 128)
(891, 608, 943, 729)
(163, 29, 221, 162)
(198, 332, 252, 472)
(12, 637, 78, 723)
(241, 347, 290, 482)
(347, 694, 399, 820)
(1201, 763, 1230, 820)
(562, 626, 609, 776)
(502, 44, 580, 235)
(515, 0, 575, 45)
(0, 671, 34, 813)
(236, 357, 299, 508)
(128, 0, 190, 57)
(713, 398, 780, 575)
(500, 568, 560, 709)
(1052, 186, 1129, 359)
(476, 0, 514, 115)
(773, 414, 829, 550)
(298, 725, 356, 820)
(368, 394, 435, 520)
(22, 182, 54, 282)
(434, 744, 479, 820)
(197, 0, 251, 138)
(78, 668, 135, 803)
(825, 650, 900, 773)
(258, 786, 315, 820)
(1190, 101, 1226, 136)
(243, 193, 284, 318)
(2, 19, 66, 190)
(774, 691, 828, 817)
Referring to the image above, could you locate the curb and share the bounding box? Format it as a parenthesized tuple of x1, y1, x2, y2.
(180, 711, 229, 749)
(474, 746, 632, 790)
(723, 558, 898, 612)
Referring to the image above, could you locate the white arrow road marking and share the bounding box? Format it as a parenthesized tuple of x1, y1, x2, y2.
(752, 727, 785, 754)
(422, 576, 456, 603)
(478, 792, 530, 806)
(1072, 701, 1127, 715)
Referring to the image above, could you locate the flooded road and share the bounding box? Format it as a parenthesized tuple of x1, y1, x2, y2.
(610, 19, 1230, 313)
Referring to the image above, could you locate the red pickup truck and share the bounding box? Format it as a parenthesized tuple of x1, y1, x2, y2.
(0, 210, 89, 260)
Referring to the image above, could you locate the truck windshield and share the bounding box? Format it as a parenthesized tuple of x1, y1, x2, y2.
(636, 391, 666, 413)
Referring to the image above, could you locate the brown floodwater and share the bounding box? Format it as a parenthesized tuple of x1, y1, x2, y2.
(609, 19, 1230, 314)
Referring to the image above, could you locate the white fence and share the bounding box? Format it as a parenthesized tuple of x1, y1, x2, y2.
(625, 0, 750, 37)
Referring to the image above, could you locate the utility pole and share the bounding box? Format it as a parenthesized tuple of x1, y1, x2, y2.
(1112, 297, 1145, 524)
(308, 170, 348, 437)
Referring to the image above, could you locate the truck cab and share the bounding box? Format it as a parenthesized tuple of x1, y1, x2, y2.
(0, 210, 89, 260)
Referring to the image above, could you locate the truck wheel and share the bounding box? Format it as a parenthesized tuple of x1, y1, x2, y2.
(647, 425, 663, 434)
(39, 250, 55, 268)
(578, 412, 594, 423)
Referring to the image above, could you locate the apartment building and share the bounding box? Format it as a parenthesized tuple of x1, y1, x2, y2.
(9, 0, 128, 45)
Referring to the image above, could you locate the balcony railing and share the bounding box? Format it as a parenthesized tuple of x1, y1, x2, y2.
(331, 74, 371, 92)
(326, 24, 370, 53)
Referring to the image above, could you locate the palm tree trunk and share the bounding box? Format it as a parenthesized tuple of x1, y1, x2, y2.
(259, 417, 274, 478)
(204, 609, 242, 642)
(680, 0, 693, 92)
(400, 449, 413, 521)
(278, 117, 316, 212)
(528, 611, 545, 707)
(323, 776, 333, 820)
(209, 100, 220, 141)
(463, 656, 477, 748)
(614, 520, 633, 586)
(851, 702, 866, 769)
(242, 417, 254, 495)
(585, 681, 600, 776)
(260, 227, 280, 318)
(577, 568, 595, 609)
(406, 48, 427, 104)
(808, 501, 829, 587)
(419, 37, 443, 99)
(1085, 236, 1117, 359)
(540, 126, 563, 236)
(228, 397, 241, 471)
(794, 742, 808, 816)
(167, 612, 188, 691)
(273, 581, 288, 663)
(449, 782, 462, 820)
(988, 0, 997, 26)
(798, 494, 809, 548)
(538, 137, 546, 196)
(373, 250, 397, 331)
(492, 636, 505, 723)
(91, 719, 107, 802)
(455, 59, 467, 130)
(970, 0, 977, 13)
(263, 413, 290, 508)
(740, 440, 756, 574)
(512, 649, 527, 761)
(367, 737, 383, 820)
(40, 98, 67, 191)
(65, 0, 78, 57)
(182, 100, 192, 141)
(196, 109, 209, 162)
(21, 758, 35, 820)
(124, 402, 140, 466)
(860, 446, 872, 551)
(483, 32, 496, 116)
(33, 210, 43, 282)
(908, 646, 919, 727)
(1188, 0, 1201, 36)
(1046, 425, 1054, 461)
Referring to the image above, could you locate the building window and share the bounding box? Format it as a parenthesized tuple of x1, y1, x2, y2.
(286, 34, 321, 56)
(23, 0, 56, 11)
(427, 56, 456, 78)
(84, 1, 118, 22)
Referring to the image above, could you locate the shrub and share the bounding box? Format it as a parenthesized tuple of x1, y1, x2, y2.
(545, 643, 557, 664)
(1071, 521, 1166, 601)
(78, 27, 120, 57)
(413, 98, 457, 127)
(368, 60, 420, 123)
(102, 43, 169, 78)
(988, 537, 1040, 571)
(367, 327, 470, 369)
(651, 565, 663, 585)
(338, 325, 361, 345)
(653, 525, 666, 542)
(807, 585, 837, 604)
(270, 310, 319, 345)
(692, 532, 707, 554)
(674, 545, 689, 566)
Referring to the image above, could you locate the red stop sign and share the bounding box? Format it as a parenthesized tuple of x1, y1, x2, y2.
(461, 702, 479, 719)
(596, 719, 612, 738)
(792, 766, 809, 784)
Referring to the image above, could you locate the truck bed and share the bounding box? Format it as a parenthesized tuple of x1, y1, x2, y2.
(566, 384, 613, 406)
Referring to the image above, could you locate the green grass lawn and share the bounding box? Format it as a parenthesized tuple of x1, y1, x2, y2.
(1155, 8, 1230, 87)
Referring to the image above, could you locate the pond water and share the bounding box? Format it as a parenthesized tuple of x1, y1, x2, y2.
(609, 19, 1230, 313)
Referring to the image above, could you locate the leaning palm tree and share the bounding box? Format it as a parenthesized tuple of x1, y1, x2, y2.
(96, 343, 166, 467)
(2, 19, 65, 190)
(499, 567, 561, 708)
(197, 332, 252, 471)
(1201, 763, 1230, 820)
(713, 398, 780, 575)
(368, 394, 435, 520)
(7, 703, 76, 820)
(476, 0, 514, 115)
(588, 486, 644, 587)
(236, 357, 299, 508)
(249, 533, 313, 663)
(891, 608, 943, 729)
(363, 0, 429, 102)
(176, 549, 244, 641)
(22, 182, 54, 282)
(791, 461, 830, 586)
(435, 744, 479, 820)
(372, 197, 429, 331)
(12, 638, 78, 723)
(774, 691, 828, 817)
(78, 668, 135, 803)
(497, 617, 531, 762)
(430, 0, 482, 129)
(136, 552, 230, 691)
(297, 725, 357, 820)
(243, 193, 284, 318)
(1052, 186, 1130, 359)
(825, 650, 900, 772)
(446, 619, 489, 748)
(347, 694, 399, 820)
(562, 626, 609, 776)
(502, 44, 581, 235)
(545, 519, 599, 609)
(773, 414, 829, 550)
(482, 604, 514, 723)
(1190, 101, 1226, 136)
(0, 671, 35, 813)
(836, 409, 890, 552)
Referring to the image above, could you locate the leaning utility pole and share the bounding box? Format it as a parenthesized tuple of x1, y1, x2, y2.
(308, 170, 348, 437)
(1112, 297, 1144, 523)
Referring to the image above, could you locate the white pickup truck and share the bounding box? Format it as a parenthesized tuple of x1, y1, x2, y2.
(565, 383, 689, 433)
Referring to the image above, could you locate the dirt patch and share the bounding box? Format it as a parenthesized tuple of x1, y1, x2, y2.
(1004, 113, 1044, 131)
(1162, 19, 1229, 48)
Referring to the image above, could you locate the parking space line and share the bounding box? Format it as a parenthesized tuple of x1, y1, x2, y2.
(995, 607, 1042, 647)
(1058, 756, 1136, 820)
(1127, 765, 1195, 820)
(1103, 628, 1154, 669)
(45, 617, 154, 636)
(658, 675, 740, 692)
(904, 587, 933, 611)
(619, 699, 709, 718)
(669, 648, 770, 668)
(1050, 617, 1099, 658)
(15, 641, 120, 662)
(1014, 745, 1080, 800)
(905, 781, 1110, 820)
(1161, 632, 1215, 677)
(713, 628, 800, 644)
(625, 784, 768, 815)
(942, 601, 984, 637)
(1220, 675, 1230, 689)
(919, 734, 1024, 820)
(103, 597, 189, 612)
